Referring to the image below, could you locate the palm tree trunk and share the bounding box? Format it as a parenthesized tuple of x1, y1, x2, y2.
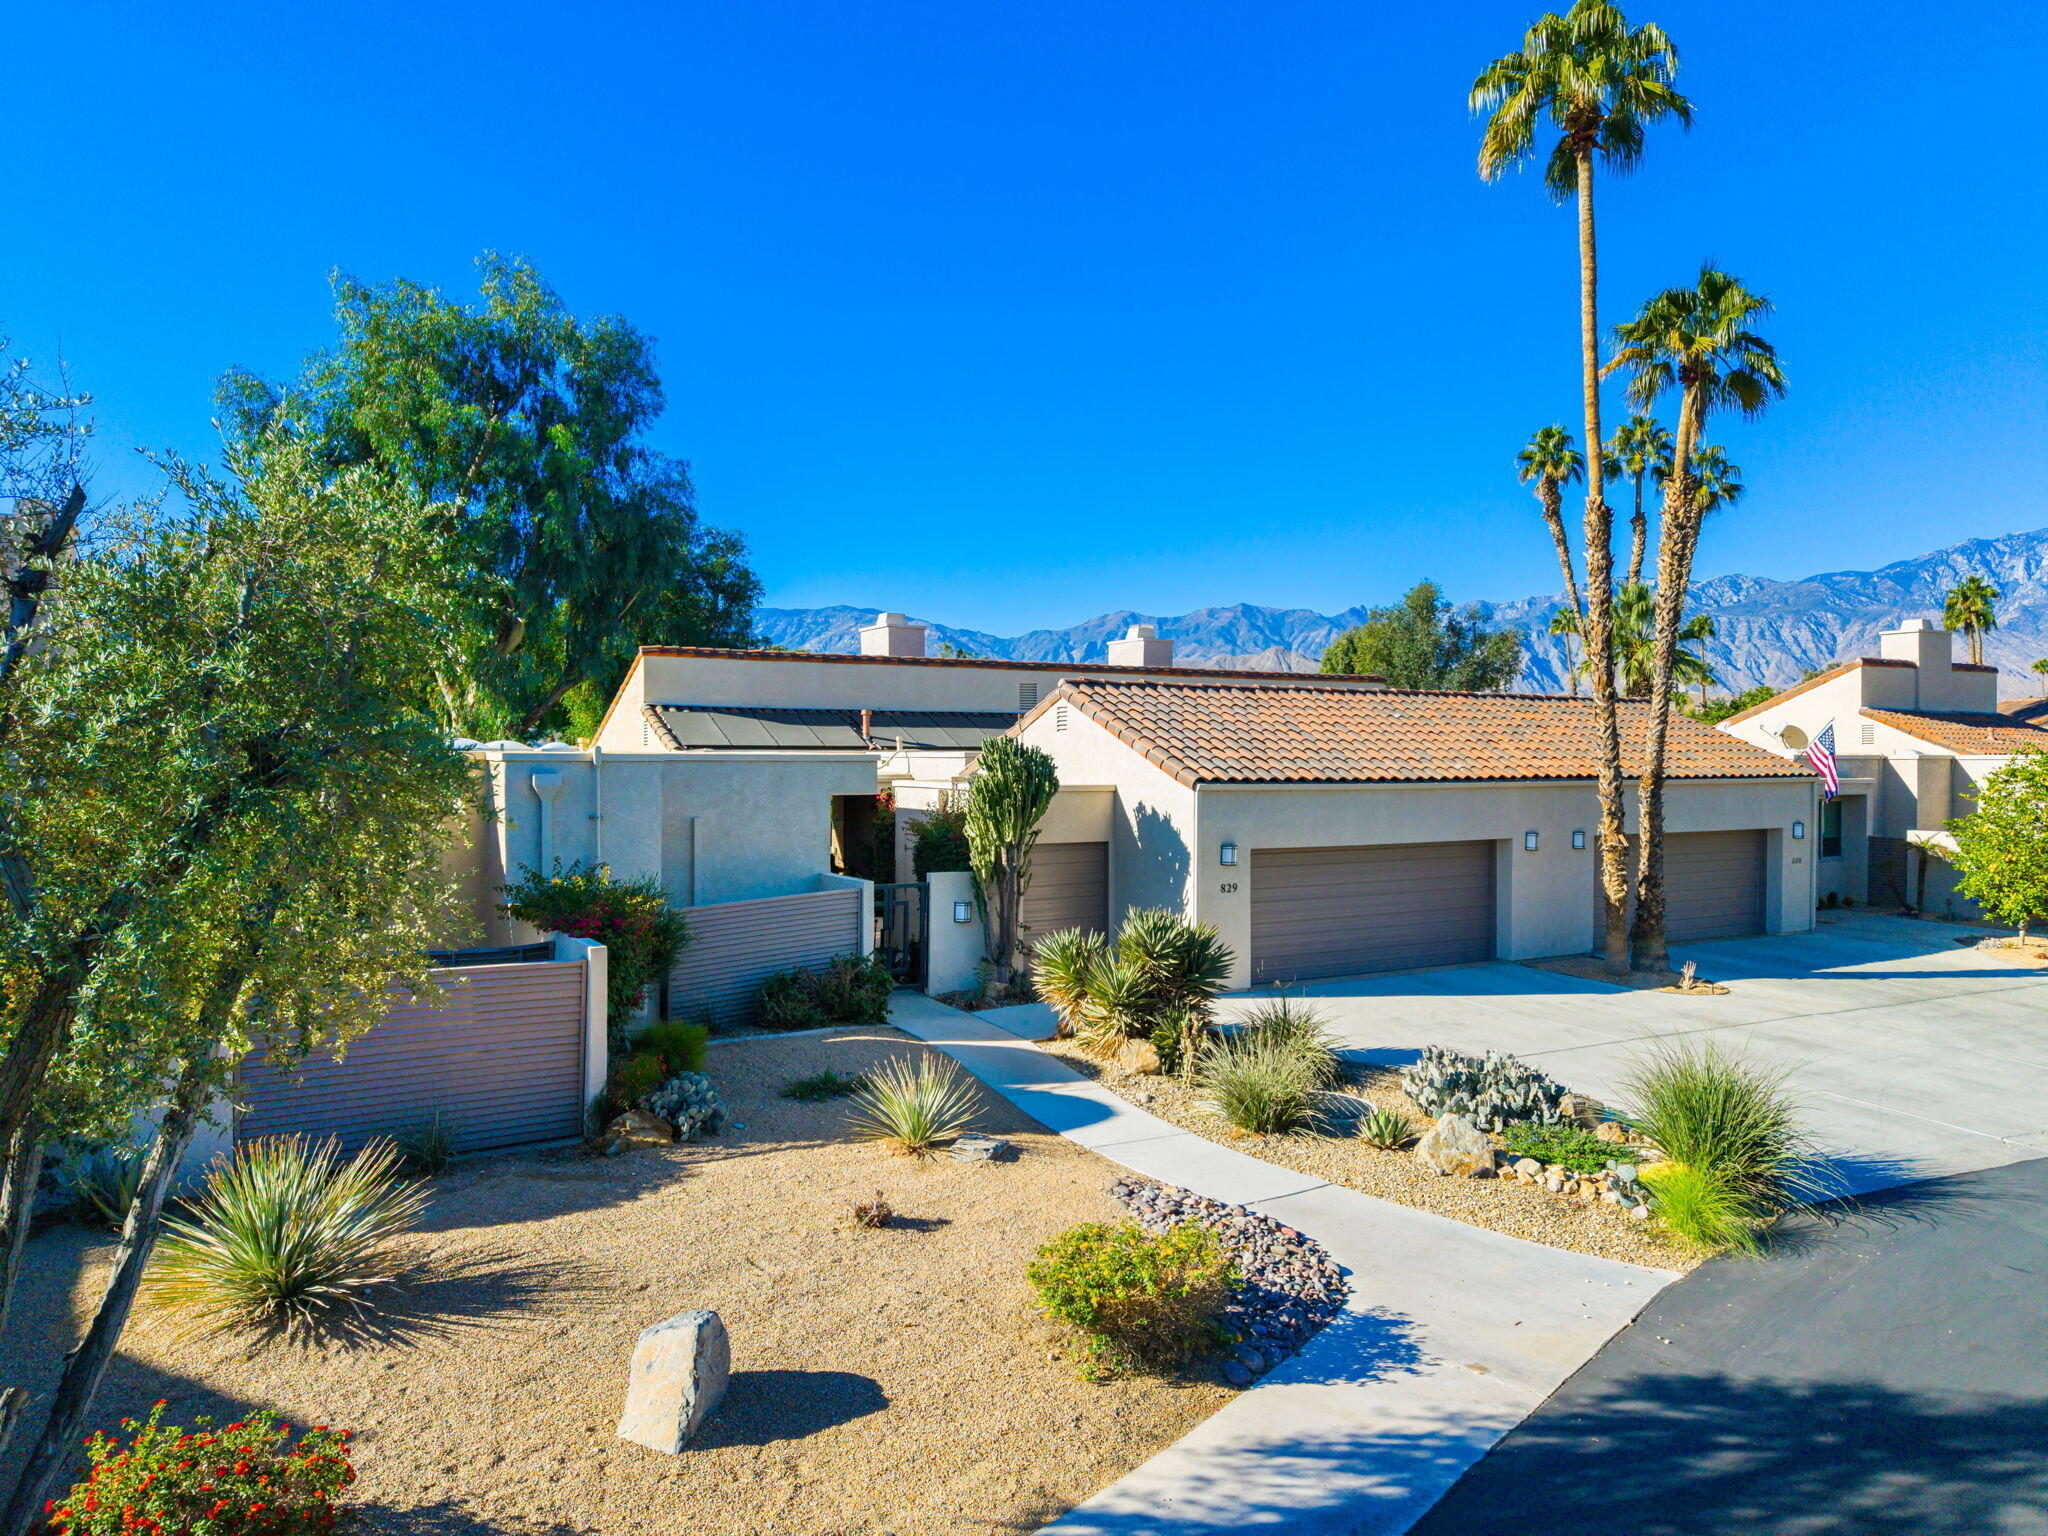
(1629, 391, 1705, 972)
(1570, 145, 1627, 975)
(1627, 472, 1648, 588)
(1541, 486, 1584, 622)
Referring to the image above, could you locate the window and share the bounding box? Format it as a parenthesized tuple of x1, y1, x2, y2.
(1019, 682, 1039, 710)
(1820, 798, 1843, 859)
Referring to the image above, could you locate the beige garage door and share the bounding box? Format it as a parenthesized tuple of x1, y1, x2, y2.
(1250, 841, 1496, 983)
(1664, 830, 1767, 942)
(1020, 842, 1108, 943)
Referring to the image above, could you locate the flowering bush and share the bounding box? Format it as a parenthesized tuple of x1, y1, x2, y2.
(47, 1403, 354, 1536)
(500, 862, 691, 1035)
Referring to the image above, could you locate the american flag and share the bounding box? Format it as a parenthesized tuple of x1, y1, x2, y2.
(1802, 721, 1839, 800)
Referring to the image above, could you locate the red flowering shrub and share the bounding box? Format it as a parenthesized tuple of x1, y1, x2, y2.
(46, 1402, 353, 1536)
(500, 862, 691, 1032)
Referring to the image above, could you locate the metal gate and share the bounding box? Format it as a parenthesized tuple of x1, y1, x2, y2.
(874, 882, 929, 986)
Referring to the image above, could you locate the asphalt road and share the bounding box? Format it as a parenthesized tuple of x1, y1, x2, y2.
(1408, 1156, 2048, 1536)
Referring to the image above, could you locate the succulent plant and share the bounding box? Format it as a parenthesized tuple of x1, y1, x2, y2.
(1357, 1106, 1412, 1150)
(643, 1070, 726, 1142)
(1400, 1045, 1566, 1132)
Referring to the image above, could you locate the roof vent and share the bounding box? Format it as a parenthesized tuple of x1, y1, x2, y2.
(859, 611, 927, 658)
(1106, 623, 1175, 669)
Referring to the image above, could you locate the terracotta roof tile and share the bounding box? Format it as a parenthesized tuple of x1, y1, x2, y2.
(1861, 707, 2048, 756)
(1036, 680, 1808, 788)
(1716, 658, 1912, 726)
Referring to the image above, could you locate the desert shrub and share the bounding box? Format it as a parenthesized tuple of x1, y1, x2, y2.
(636, 1018, 710, 1076)
(782, 1071, 862, 1102)
(599, 1049, 669, 1122)
(393, 1114, 457, 1175)
(500, 862, 691, 1037)
(757, 967, 825, 1030)
(1502, 1120, 1617, 1175)
(1201, 1034, 1318, 1135)
(643, 1070, 725, 1141)
(48, 1402, 355, 1536)
(1234, 994, 1343, 1087)
(1400, 1045, 1566, 1131)
(1357, 1105, 1412, 1150)
(1619, 1038, 1828, 1218)
(1027, 1220, 1236, 1371)
(910, 791, 972, 877)
(1031, 927, 1105, 1036)
(62, 1148, 147, 1229)
(148, 1136, 427, 1335)
(1640, 1161, 1757, 1252)
(756, 953, 893, 1030)
(851, 1190, 893, 1229)
(847, 1055, 983, 1154)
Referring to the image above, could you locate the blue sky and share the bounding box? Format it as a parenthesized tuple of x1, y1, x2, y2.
(11, 1, 2044, 632)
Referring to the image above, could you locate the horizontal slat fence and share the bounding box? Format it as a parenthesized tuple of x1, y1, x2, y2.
(668, 888, 864, 1027)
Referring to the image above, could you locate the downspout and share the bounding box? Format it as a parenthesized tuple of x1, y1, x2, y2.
(591, 744, 604, 866)
(530, 771, 564, 871)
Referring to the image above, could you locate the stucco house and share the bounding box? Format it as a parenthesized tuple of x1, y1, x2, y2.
(1009, 678, 1817, 991)
(1717, 619, 2048, 913)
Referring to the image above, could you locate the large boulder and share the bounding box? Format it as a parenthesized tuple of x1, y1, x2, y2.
(1413, 1113, 1495, 1178)
(617, 1309, 731, 1453)
(600, 1109, 676, 1155)
(1114, 1036, 1163, 1076)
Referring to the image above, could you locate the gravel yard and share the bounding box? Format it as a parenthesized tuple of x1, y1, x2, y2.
(2, 1028, 1231, 1536)
(1040, 1040, 1693, 1274)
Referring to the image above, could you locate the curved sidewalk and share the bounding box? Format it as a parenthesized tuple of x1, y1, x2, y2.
(888, 992, 1676, 1536)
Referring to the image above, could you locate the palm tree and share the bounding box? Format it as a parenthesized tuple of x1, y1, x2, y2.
(2033, 657, 2048, 696)
(1606, 264, 1786, 970)
(1517, 426, 1587, 622)
(1942, 576, 2001, 667)
(1608, 414, 1673, 586)
(1609, 582, 1717, 698)
(1474, 1, 1691, 975)
(1549, 606, 1583, 694)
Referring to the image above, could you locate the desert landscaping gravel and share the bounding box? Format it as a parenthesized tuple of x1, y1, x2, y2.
(2, 1028, 1231, 1536)
(1041, 1041, 1694, 1274)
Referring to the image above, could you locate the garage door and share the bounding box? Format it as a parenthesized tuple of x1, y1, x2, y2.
(1250, 841, 1496, 983)
(1664, 830, 1766, 942)
(1020, 842, 1108, 943)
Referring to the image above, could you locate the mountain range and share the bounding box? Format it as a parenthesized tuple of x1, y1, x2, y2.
(754, 527, 2048, 698)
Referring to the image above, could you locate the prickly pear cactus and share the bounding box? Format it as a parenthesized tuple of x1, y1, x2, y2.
(643, 1070, 726, 1142)
(1400, 1045, 1565, 1132)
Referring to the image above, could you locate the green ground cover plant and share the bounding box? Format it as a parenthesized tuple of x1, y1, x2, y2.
(782, 1071, 863, 1102)
(1502, 1120, 1622, 1174)
(756, 953, 894, 1030)
(1028, 1220, 1237, 1374)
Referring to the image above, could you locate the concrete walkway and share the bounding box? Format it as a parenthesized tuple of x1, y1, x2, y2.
(887, 992, 1675, 1536)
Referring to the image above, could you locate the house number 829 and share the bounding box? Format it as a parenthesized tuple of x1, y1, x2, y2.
(1219, 882, 1239, 894)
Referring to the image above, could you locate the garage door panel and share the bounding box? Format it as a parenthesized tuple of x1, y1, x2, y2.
(1665, 830, 1766, 942)
(1251, 841, 1496, 983)
(1020, 842, 1108, 941)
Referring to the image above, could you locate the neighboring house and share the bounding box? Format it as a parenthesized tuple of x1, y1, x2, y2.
(1010, 678, 1815, 990)
(1717, 619, 2048, 913)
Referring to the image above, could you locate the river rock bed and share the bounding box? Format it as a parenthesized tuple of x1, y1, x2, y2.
(1109, 1177, 1349, 1387)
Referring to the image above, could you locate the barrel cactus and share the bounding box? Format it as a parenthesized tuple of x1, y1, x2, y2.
(1400, 1045, 1565, 1132)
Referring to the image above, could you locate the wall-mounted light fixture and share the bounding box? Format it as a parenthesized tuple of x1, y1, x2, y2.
(952, 900, 974, 924)
(1571, 829, 1586, 851)
(1524, 830, 1540, 852)
(1220, 841, 1239, 866)
(1792, 820, 1806, 841)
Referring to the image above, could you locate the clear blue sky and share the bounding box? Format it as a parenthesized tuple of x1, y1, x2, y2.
(11, 1, 2044, 632)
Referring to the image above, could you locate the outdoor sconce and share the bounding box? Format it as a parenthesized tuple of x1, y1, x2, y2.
(1572, 829, 1586, 851)
(952, 900, 974, 924)
(1524, 830, 1540, 852)
(1792, 821, 1806, 841)
(1220, 841, 1239, 867)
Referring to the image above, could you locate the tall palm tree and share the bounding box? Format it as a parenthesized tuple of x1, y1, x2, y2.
(1942, 575, 2001, 667)
(1608, 582, 1716, 698)
(1474, 2, 1691, 974)
(1607, 264, 1786, 969)
(1517, 425, 1587, 622)
(1685, 444, 1743, 515)
(1549, 605, 1583, 694)
(1608, 414, 1673, 586)
(2032, 657, 2048, 696)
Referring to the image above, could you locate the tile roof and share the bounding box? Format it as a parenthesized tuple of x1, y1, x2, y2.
(1716, 658, 1913, 726)
(1861, 707, 2048, 756)
(1031, 679, 1810, 788)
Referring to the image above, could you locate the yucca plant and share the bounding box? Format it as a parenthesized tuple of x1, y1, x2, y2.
(148, 1135, 429, 1336)
(1073, 953, 1156, 1056)
(1117, 908, 1234, 1015)
(393, 1113, 457, 1176)
(846, 1055, 984, 1155)
(1619, 1038, 1830, 1218)
(1234, 993, 1344, 1087)
(1357, 1106, 1412, 1150)
(1031, 928, 1106, 1037)
(1201, 1034, 1318, 1136)
(64, 1148, 149, 1229)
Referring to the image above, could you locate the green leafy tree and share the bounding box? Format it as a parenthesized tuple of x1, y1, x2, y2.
(0, 437, 475, 1527)
(1943, 751, 2048, 941)
(1607, 414, 1673, 586)
(1515, 425, 1587, 621)
(1473, 0, 1692, 975)
(217, 253, 760, 740)
(964, 738, 1059, 986)
(1942, 575, 2001, 667)
(1320, 581, 1522, 691)
(1686, 681, 1776, 726)
(1606, 264, 1785, 969)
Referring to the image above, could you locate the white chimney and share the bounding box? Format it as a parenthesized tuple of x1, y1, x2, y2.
(859, 611, 926, 658)
(1877, 617, 1953, 675)
(1106, 623, 1175, 669)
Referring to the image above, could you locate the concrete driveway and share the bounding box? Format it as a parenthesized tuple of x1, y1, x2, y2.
(1218, 911, 2048, 1196)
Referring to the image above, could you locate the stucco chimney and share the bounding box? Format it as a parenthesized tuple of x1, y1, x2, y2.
(1878, 617, 1953, 674)
(1106, 623, 1175, 669)
(859, 612, 926, 657)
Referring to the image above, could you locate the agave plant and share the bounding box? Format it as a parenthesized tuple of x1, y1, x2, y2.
(1357, 1106, 1412, 1151)
(1031, 927, 1105, 1037)
(847, 1054, 984, 1155)
(148, 1135, 429, 1336)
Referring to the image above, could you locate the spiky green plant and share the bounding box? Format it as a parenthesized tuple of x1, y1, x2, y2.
(1640, 1161, 1756, 1252)
(1073, 954, 1156, 1055)
(846, 1055, 984, 1155)
(1234, 994, 1343, 1087)
(1116, 909, 1234, 1015)
(1357, 1106, 1412, 1150)
(1619, 1038, 1829, 1218)
(393, 1114, 457, 1176)
(1201, 1035, 1318, 1136)
(147, 1136, 429, 1335)
(965, 737, 1060, 985)
(64, 1149, 148, 1229)
(1031, 927, 1106, 1037)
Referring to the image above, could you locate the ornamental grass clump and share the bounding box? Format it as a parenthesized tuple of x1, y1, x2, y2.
(846, 1055, 983, 1155)
(148, 1135, 428, 1336)
(1638, 1161, 1756, 1253)
(48, 1401, 355, 1536)
(1234, 994, 1344, 1087)
(392, 1114, 457, 1176)
(1201, 1034, 1318, 1136)
(1028, 1219, 1236, 1373)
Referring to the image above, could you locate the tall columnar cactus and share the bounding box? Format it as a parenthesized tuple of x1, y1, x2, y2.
(965, 737, 1059, 985)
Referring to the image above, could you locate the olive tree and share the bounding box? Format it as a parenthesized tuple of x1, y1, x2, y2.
(964, 737, 1058, 986)
(1943, 751, 2048, 942)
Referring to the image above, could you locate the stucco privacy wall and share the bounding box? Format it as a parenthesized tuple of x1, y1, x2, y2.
(451, 747, 877, 944)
